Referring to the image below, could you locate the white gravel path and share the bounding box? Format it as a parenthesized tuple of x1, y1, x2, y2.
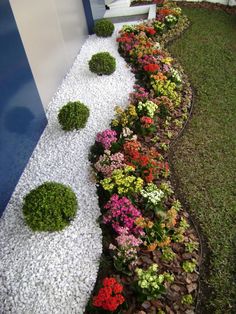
(0, 28, 135, 314)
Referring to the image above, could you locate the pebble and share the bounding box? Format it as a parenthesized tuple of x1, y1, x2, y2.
(0, 25, 135, 313)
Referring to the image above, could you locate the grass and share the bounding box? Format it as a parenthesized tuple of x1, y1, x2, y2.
(168, 7, 236, 313)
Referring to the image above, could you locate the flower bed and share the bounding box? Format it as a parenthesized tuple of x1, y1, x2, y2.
(86, 1, 200, 313)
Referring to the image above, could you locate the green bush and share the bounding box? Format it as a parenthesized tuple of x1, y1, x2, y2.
(94, 19, 114, 37)
(58, 101, 89, 131)
(89, 52, 116, 75)
(23, 182, 78, 232)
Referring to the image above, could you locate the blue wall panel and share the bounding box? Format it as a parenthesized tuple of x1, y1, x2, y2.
(0, 0, 47, 216)
(83, 0, 106, 34)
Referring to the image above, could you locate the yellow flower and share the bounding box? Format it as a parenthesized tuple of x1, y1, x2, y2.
(162, 57, 173, 65)
(111, 119, 119, 126)
(115, 106, 123, 114)
(128, 104, 137, 117)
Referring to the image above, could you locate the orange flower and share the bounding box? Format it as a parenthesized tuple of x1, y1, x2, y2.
(166, 208, 177, 228)
(138, 52, 143, 58)
(147, 242, 158, 251)
(156, 236, 171, 248)
(147, 220, 154, 229)
(151, 73, 167, 81)
(135, 216, 146, 227)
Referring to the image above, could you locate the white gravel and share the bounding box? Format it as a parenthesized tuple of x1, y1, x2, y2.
(0, 28, 135, 314)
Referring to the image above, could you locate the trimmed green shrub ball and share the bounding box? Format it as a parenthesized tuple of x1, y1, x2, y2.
(23, 182, 78, 232)
(58, 101, 89, 131)
(89, 52, 116, 76)
(94, 19, 114, 37)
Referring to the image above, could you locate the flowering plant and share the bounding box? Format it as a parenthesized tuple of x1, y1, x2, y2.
(109, 229, 142, 273)
(96, 129, 118, 150)
(123, 141, 169, 182)
(88, 3, 200, 312)
(94, 151, 126, 177)
(140, 183, 165, 211)
(112, 104, 138, 129)
(92, 277, 125, 311)
(103, 194, 143, 236)
(135, 216, 171, 250)
(100, 166, 144, 195)
(137, 100, 158, 118)
(151, 78, 181, 107)
(135, 264, 174, 300)
(129, 84, 149, 105)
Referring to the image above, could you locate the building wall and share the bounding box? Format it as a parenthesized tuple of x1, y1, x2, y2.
(90, 0, 106, 20)
(10, 0, 88, 110)
(0, 0, 47, 216)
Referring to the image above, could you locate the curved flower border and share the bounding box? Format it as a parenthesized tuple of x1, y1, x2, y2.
(86, 2, 200, 313)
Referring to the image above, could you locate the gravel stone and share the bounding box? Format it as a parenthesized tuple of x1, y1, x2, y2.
(0, 27, 135, 314)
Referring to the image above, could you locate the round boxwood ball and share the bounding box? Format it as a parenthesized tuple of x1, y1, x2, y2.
(58, 101, 89, 131)
(89, 52, 116, 76)
(94, 19, 114, 37)
(23, 182, 78, 232)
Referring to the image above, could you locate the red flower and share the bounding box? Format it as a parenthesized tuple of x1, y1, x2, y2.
(103, 277, 116, 287)
(92, 277, 125, 312)
(146, 27, 156, 35)
(113, 283, 123, 294)
(159, 8, 173, 16)
(140, 116, 154, 125)
(143, 63, 160, 73)
(116, 294, 125, 304)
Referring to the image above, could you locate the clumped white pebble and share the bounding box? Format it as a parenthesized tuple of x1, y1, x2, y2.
(0, 27, 135, 314)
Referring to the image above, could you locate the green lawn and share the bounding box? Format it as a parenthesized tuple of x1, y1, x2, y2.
(168, 7, 236, 313)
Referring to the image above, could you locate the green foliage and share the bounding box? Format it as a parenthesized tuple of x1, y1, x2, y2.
(181, 294, 193, 305)
(89, 52, 116, 75)
(185, 241, 199, 253)
(23, 182, 78, 231)
(135, 264, 174, 301)
(94, 19, 114, 37)
(182, 260, 197, 273)
(161, 247, 176, 262)
(58, 101, 89, 131)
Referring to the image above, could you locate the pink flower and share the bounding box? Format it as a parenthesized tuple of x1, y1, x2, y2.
(103, 194, 143, 236)
(96, 129, 118, 150)
(94, 152, 126, 177)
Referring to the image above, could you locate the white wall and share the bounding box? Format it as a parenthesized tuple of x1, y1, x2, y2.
(10, 0, 88, 110)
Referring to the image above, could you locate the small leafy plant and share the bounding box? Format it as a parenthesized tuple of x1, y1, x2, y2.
(181, 294, 193, 305)
(58, 101, 89, 131)
(89, 52, 116, 75)
(182, 259, 197, 273)
(161, 246, 176, 262)
(185, 241, 199, 253)
(94, 19, 114, 37)
(135, 264, 174, 300)
(23, 182, 78, 231)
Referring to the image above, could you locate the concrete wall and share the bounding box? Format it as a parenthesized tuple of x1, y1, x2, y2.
(10, 0, 88, 110)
